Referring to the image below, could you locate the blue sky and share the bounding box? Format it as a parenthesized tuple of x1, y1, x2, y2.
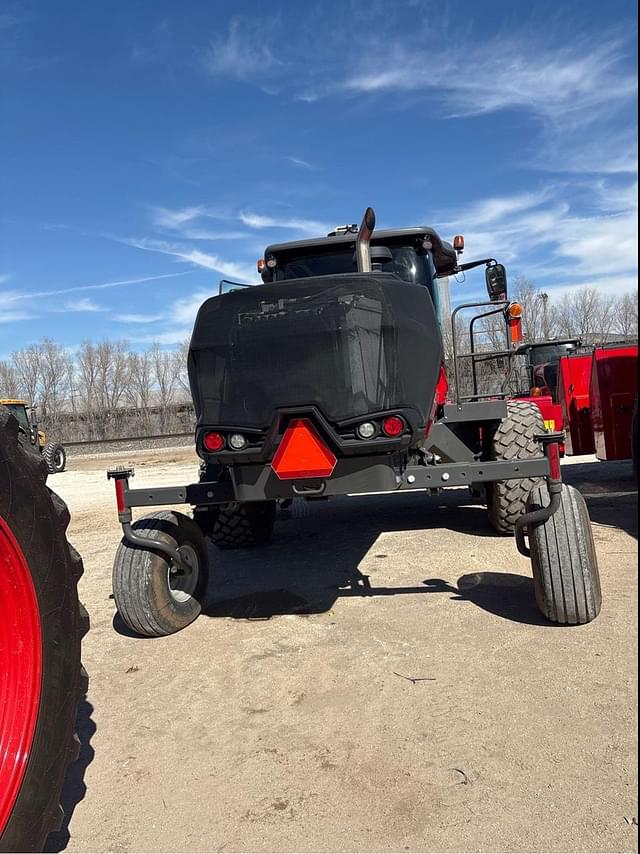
(1, 0, 637, 352)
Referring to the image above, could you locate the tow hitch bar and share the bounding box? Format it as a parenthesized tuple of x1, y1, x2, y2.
(515, 431, 564, 558)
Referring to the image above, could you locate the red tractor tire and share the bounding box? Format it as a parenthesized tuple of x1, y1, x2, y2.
(0, 407, 88, 853)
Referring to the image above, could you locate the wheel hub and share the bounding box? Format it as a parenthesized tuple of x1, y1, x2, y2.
(168, 544, 199, 603)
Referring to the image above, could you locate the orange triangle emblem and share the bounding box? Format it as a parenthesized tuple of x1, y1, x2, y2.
(271, 418, 337, 480)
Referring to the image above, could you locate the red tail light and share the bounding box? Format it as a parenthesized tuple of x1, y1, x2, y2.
(203, 431, 225, 451)
(382, 416, 405, 437)
(435, 364, 448, 405)
(271, 419, 337, 480)
(425, 363, 448, 438)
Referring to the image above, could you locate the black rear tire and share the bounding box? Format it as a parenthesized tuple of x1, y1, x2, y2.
(0, 408, 88, 853)
(112, 511, 208, 637)
(487, 401, 545, 534)
(528, 483, 602, 624)
(195, 501, 276, 549)
(43, 441, 66, 474)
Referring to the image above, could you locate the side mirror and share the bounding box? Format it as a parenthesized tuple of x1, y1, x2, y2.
(485, 263, 507, 301)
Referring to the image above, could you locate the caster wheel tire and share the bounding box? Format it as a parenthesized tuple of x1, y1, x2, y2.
(112, 511, 208, 637)
(528, 483, 602, 625)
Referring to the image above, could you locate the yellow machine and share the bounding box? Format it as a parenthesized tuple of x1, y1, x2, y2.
(0, 399, 67, 473)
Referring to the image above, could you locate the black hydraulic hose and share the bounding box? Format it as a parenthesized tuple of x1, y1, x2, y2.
(121, 521, 189, 571)
(514, 480, 562, 557)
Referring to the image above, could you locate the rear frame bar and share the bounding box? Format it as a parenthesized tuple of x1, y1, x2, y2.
(107, 431, 565, 562)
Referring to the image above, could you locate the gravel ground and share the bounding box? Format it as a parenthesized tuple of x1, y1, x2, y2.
(46, 449, 638, 854)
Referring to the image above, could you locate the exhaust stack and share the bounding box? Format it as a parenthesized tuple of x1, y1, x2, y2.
(355, 207, 376, 273)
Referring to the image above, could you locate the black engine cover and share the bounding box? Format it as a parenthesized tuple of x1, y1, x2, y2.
(188, 273, 443, 430)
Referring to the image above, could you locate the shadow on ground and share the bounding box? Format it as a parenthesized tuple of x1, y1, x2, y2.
(203, 460, 636, 624)
(44, 697, 96, 853)
(202, 489, 551, 624)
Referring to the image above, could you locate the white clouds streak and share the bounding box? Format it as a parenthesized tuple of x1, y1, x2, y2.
(151, 204, 328, 238)
(439, 179, 638, 291)
(204, 17, 284, 81)
(4, 271, 191, 302)
(114, 313, 167, 324)
(286, 156, 315, 170)
(343, 38, 635, 125)
(126, 290, 213, 344)
(0, 310, 34, 323)
(122, 236, 256, 281)
(238, 211, 330, 235)
(61, 298, 106, 313)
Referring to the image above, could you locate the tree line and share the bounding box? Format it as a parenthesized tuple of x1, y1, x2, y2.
(0, 340, 193, 441)
(1, 282, 637, 442)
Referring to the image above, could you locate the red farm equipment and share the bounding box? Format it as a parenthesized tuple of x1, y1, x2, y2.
(105, 207, 603, 637)
(557, 350, 596, 456)
(509, 339, 582, 441)
(589, 343, 638, 462)
(511, 338, 638, 465)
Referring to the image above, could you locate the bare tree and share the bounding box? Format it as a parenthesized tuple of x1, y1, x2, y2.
(77, 342, 100, 438)
(126, 351, 153, 434)
(175, 339, 191, 398)
(0, 360, 21, 398)
(38, 338, 70, 427)
(553, 287, 614, 341)
(611, 291, 638, 338)
(11, 345, 42, 407)
(151, 343, 178, 432)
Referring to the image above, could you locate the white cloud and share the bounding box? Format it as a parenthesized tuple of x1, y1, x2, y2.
(238, 211, 330, 235)
(343, 37, 635, 124)
(114, 313, 166, 324)
(441, 190, 556, 230)
(0, 310, 34, 323)
(438, 180, 637, 290)
(171, 291, 211, 325)
(286, 156, 315, 170)
(129, 328, 193, 346)
(61, 297, 106, 313)
(178, 228, 249, 241)
(122, 236, 256, 281)
(195, 15, 635, 180)
(4, 271, 191, 302)
(534, 128, 638, 176)
(151, 205, 207, 229)
(151, 204, 329, 238)
(204, 17, 284, 81)
(127, 290, 213, 344)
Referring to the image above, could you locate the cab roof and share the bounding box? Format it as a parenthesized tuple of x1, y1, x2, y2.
(0, 399, 27, 405)
(264, 226, 459, 278)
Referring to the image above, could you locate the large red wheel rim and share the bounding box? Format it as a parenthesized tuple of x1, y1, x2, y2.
(0, 516, 42, 835)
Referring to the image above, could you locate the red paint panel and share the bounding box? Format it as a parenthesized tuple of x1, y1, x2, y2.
(591, 344, 638, 460)
(557, 354, 595, 455)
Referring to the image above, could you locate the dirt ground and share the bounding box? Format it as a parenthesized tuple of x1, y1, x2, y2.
(45, 448, 637, 854)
